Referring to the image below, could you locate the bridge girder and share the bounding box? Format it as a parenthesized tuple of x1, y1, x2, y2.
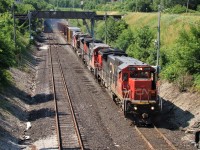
(31, 11, 96, 19)
(15, 11, 122, 38)
(15, 11, 122, 20)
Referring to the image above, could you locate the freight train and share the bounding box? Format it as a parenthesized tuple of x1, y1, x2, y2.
(56, 21, 162, 125)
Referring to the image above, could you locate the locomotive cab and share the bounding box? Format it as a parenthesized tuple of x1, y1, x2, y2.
(127, 67, 159, 113)
(113, 57, 160, 119)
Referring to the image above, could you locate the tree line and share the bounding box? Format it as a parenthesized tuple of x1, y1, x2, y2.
(0, 0, 51, 88)
(53, 0, 200, 13)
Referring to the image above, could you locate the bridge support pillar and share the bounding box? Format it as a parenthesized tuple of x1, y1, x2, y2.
(91, 18, 95, 38)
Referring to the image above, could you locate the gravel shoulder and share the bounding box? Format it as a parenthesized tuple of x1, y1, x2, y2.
(158, 81, 200, 149)
(0, 37, 58, 149)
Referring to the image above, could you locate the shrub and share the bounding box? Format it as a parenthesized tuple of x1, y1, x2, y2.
(166, 5, 187, 14)
(126, 26, 156, 65)
(194, 74, 200, 91)
(161, 25, 200, 91)
(115, 28, 134, 51)
(197, 5, 200, 12)
(0, 70, 12, 88)
(175, 72, 193, 92)
(160, 63, 181, 82)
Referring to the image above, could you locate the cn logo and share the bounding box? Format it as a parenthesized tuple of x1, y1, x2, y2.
(135, 88, 148, 96)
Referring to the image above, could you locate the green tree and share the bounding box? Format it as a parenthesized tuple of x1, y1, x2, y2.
(161, 25, 200, 90)
(23, 0, 49, 10)
(16, 3, 35, 13)
(0, 13, 15, 69)
(115, 28, 134, 51)
(106, 17, 128, 45)
(135, 26, 154, 49)
(0, 0, 11, 13)
(95, 17, 128, 46)
(176, 26, 200, 74)
(126, 26, 155, 64)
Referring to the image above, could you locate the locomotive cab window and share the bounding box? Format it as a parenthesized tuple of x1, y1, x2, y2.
(140, 71, 149, 78)
(122, 73, 128, 81)
(130, 71, 149, 78)
(130, 72, 138, 78)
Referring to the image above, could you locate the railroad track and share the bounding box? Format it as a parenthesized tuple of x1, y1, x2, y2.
(48, 33, 84, 150)
(135, 124, 177, 150)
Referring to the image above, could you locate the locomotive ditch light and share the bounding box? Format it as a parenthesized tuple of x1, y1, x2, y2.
(134, 106, 137, 110)
(151, 106, 155, 110)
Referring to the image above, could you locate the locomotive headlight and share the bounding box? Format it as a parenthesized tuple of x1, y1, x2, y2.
(151, 106, 155, 110)
(134, 106, 137, 110)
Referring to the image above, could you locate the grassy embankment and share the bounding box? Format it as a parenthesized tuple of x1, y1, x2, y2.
(124, 12, 200, 50)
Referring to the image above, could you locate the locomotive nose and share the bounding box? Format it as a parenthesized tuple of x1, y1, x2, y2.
(129, 78, 152, 100)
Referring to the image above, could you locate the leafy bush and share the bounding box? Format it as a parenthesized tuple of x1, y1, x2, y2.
(95, 17, 128, 46)
(0, 0, 11, 13)
(167, 5, 187, 14)
(194, 74, 200, 91)
(197, 5, 200, 12)
(161, 25, 200, 91)
(161, 63, 180, 82)
(115, 28, 134, 51)
(0, 70, 12, 88)
(16, 4, 35, 13)
(126, 26, 156, 65)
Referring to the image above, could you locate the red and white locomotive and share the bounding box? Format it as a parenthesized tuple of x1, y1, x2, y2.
(57, 22, 161, 125)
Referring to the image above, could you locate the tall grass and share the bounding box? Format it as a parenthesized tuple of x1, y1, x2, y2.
(124, 12, 200, 48)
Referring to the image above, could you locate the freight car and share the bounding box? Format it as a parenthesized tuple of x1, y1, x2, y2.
(57, 21, 161, 125)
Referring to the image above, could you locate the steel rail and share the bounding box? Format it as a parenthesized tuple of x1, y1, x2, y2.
(153, 125, 177, 150)
(135, 124, 177, 150)
(134, 126, 155, 150)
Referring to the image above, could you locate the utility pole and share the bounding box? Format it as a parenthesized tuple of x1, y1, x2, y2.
(28, 11, 31, 39)
(186, 0, 189, 13)
(135, 0, 138, 12)
(105, 12, 107, 44)
(156, 5, 161, 68)
(13, 3, 16, 50)
(157, 5, 162, 111)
